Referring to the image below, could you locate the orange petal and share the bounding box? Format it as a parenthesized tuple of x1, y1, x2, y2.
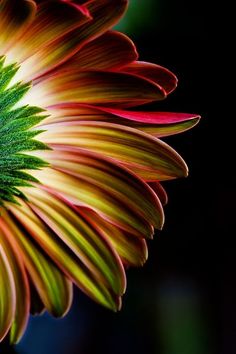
(0, 0, 36, 54)
(32, 147, 164, 232)
(28, 71, 166, 108)
(24, 186, 126, 296)
(3, 211, 73, 318)
(80, 207, 148, 267)
(8, 201, 122, 311)
(9, 0, 129, 81)
(58, 30, 138, 72)
(0, 242, 16, 342)
(0, 216, 30, 344)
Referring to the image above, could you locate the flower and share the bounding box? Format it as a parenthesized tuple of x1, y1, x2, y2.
(0, 0, 200, 344)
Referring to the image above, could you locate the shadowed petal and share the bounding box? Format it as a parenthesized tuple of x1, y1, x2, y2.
(24, 186, 126, 296)
(2, 211, 73, 318)
(57, 31, 138, 72)
(9, 0, 129, 81)
(29, 147, 164, 234)
(0, 243, 16, 342)
(0, 0, 36, 53)
(6, 0, 90, 64)
(0, 218, 30, 344)
(148, 182, 168, 206)
(80, 207, 148, 267)
(8, 201, 123, 311)
(26, 71, 166, 109)
(122, 61, 178, 94)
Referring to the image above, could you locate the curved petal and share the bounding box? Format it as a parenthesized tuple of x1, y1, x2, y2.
(24, 186, 126, 296)
(58, 31, 138, 72)
(27, 71, 166, 109)
(6, 0, 90, 63)
(10, 0, 129, 81)
(33, 147, 164, 230)
(122, 61, 178, 94)
(0, 0, 36, 54)
(148, 182, 168, 206)
(0, 243, 16, 342)
(0, 217, 30, 344)
(8, 201, 122, 311)
(80, 207, 148, 267)
(3, 211, 73, 318)
(39, 122, 188, 181)
(67, 105, 201, 137)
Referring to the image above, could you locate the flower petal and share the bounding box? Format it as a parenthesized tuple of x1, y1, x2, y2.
(30, 147, 164, 234)
(0, 0, 36, 53)
(24, 186, 126, 296)
(3, 211, 73, 318)
(9, 0, 129, 81)
(69, 105, 201, 137)
(58, 31, 138, 72)
(0, 216, 30, 344)
(6, 0, 90, 63)
(148, 182, 168, 206)
(80, 207, 148, 267)
(8, 201, 122, 311)
(0, 242, 16, 342)
(39, 122, 188, 181)
(27, 71, 166, 109)
(122, 61, 178, 94)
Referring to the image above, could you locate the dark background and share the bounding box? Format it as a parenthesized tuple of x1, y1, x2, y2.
(2, 1, 232, 353)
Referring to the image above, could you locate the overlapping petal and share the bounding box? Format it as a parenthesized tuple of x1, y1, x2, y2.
(0, 0, 36, 53)
(8, 200, 124, 311)
(29, 147, 163, 235)
(39, 122, 187, 180)
(26, 70, 166, 109)
(122, 61, 178, 94)
(7, 0, 129, 81)
(2, 210, 73, 319)
(0, 218, 30, 344)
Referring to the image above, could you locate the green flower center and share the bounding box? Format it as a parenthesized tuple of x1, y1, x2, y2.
(0, 56, 49, 207)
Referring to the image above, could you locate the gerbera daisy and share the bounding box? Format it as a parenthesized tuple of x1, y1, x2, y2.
(0, 0, 200, 344)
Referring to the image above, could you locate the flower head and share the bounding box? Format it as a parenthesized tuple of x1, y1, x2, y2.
(0, 0, 200, 343)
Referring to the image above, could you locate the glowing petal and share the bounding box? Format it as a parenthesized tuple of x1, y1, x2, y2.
(0, 243, 16, 342)
(58, 31, 138, 71)
(68, 105, 201, 137)
(3, 211, 73, 318)
(27, 71, 166, 109)
(0, 0, 36, 53)
(39, 122, 187, 181)
(0, 218, 30, 344)
(81, 207, 148, 267)
(9, 202, 123, 311)
(24, 186, 126, 296)
(30, 147, 164, 234)
(9, 0, 129, 81)
(6, 0, 90, 64)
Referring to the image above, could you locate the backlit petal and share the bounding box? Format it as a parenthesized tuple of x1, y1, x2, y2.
(2, 211, 73, 318)
(8, 201, 123, 311)
(0, 0, 36, 53)
(122, 61, 178, 94)
(39, 122, 188, 180)
(0, 243, 16, 342)
(27, 71, 166, 109)
(0, 217, 30, 344)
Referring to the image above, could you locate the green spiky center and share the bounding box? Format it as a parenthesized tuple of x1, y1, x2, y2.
(0, 56, 50, 207)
